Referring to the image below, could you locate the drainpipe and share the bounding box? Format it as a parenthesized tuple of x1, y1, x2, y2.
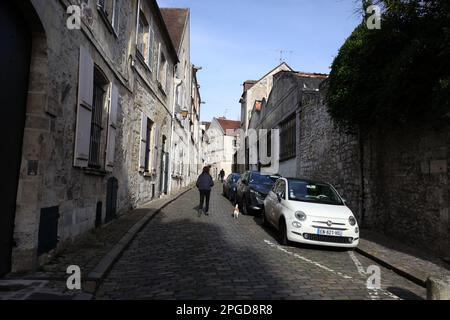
(168, 69, 183, 195)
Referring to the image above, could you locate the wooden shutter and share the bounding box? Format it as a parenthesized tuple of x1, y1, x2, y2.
(151, 125, 159, 173)
(106, 84, 119, 172)
(112, 0, 120, 32)
(139, 112, 147, 172)
(148, 26, 154, 70)
(135, 0, 141, 44)
(74, 46, 94, 168)
(156, 43, 161, 81)
(165, 61, 170, 92)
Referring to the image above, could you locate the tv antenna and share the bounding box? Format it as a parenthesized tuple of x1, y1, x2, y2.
(276, 49, 294, 64)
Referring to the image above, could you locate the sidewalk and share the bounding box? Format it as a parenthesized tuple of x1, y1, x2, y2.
(357, 229, 450, 287)
(0, 186, 193, 300)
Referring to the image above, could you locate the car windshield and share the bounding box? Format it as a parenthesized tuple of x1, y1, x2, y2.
(288, 180, 343, 205)
(232, 175, 240, 183)
(249, 173, 277, 185)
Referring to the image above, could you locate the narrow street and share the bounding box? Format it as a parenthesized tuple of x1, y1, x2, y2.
(95, 185, 425, 300)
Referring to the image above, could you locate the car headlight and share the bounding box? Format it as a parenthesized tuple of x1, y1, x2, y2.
(295, 211, 307, 221)
(349, 216, 357, 226)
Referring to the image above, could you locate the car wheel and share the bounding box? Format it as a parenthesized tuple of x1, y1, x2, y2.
(278, 220, 288, 246)
(261, 209, 269, 227)
(242, 197, 248, 215)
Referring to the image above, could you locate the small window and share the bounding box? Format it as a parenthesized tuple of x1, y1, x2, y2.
(137, 11, 150, 60)
(98, 0, 120, 34)
(111, 0, 120, 32)
(89, 67, 109, 168)
(280, 115, 296, 161)
(158, 50, 168, 92)
(144, 119, 153, 172)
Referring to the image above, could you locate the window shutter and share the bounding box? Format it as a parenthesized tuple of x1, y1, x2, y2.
(135, 0, 141, 44)
(156, 43, 161, 81)
(139, 112, 147, 172)
(106, 84, 119, 172)
(165, 62, 170, 92)
(148, 26, 154, 70)
(112, 0, 120, 32)
(151, 125, 159, 173)
(74, 46, 94, 168)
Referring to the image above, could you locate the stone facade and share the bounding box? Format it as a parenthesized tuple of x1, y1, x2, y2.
(205, 118, 240, 180)
(362, 123, 450, 257)
(299, 91, 449, 257)
(7, 0, 189, 274)
(246, 69, 449, 257)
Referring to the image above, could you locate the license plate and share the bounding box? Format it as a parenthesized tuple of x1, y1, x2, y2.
(317, 229, 343, 237)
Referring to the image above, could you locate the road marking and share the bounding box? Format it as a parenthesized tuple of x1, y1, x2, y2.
(264, 240, 353, 280)
(348, 251, 400, 300)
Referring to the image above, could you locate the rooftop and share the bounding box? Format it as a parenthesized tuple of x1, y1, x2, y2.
(160, 8, 189, 53)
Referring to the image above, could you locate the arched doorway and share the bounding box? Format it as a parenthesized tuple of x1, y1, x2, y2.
(0, 1, 32, 276)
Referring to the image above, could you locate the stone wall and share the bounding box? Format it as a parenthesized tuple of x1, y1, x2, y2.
(297, 89, 449, 257)
(297, 93, 361, 218)
(12, 0, 177, 272)
(363, 123, 450, 256)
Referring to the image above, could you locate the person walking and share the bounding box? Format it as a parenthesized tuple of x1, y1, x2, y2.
(219, 169, 225, 183)
(196, 166, 214, 216)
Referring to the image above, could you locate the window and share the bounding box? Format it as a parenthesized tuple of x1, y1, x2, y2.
(157, 47, 168, 92)
(280, 115, 296, 161)
(89, 68, 108, 168)
(137, 11, 149, 59)
(97, 0, 120, 34)
(111, 0, 120, 32)
(144, 119, 153, 172)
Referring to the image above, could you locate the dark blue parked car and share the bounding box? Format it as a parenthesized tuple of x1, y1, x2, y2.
(236, 171, 280, 215)
(222, 173, 241, 204)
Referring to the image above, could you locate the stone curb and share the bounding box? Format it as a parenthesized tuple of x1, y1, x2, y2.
(355, 246, 426, 288)
(81, 187, 194, 299)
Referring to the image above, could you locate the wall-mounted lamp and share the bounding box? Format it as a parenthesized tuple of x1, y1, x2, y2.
(179, 108, 190, 120)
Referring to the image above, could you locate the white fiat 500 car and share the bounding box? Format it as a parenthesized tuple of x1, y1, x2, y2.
(263, 178, 359, 248)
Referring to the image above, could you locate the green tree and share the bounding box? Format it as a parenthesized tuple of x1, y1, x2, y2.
(326, 0, 450, 134)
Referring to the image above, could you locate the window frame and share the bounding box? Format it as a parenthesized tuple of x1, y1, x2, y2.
(279, 114, 297, 161)
(158, 49, 168, 93)
(88, 68, 109, 169)
(97, 0, 120, 37)
(137, 10, 149, 59)
(144, 118, 153, 173)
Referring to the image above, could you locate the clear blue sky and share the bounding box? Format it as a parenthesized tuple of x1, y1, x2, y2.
(157, 0, 363, 122)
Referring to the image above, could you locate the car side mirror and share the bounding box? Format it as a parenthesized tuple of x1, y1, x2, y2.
(342, 198, 347, 205)
(277, 194, 282, 202)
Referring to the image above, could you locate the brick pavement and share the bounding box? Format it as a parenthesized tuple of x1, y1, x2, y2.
(357, 230, 450, 287)
(0, 186, 192, 300)
(96, 185, 426, 300)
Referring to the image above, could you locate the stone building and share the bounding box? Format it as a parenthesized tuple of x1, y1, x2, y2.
(161, 8, 190, 192)
(205, 118, 240, 180)
(249, 69, 450, 259)
(191, 66, 203, 177)
(237, 62, 293, 172)
(0, 0, 196, 276)
(254, 70, 329, 177)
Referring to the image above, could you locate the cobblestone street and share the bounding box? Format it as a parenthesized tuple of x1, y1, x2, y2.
(95, 185, 426, 300)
